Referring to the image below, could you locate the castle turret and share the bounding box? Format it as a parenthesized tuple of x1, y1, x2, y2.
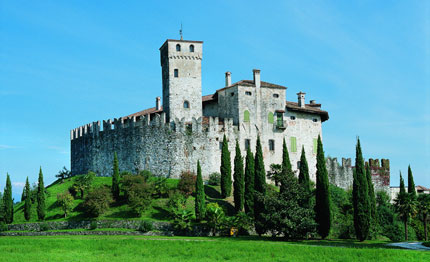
(160, 39, 203, 122)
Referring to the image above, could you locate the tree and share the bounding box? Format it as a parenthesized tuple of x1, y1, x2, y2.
(394, 178, 417, 241)
(177, 171, 196, 197)
(83, 186, 113, 217)
(195, 160, 206, 221)
(399, 173, 406, 196)
(73, 172, 95, 199)
(314, 135, 331, 239)
(244, 147, 255, 217)
(112, 152, 120, 200)
(417, 194, 430, 241)
(365, 164, 376, 221)
(24, 177, 31, 221)
(37, 167, 46, 220)
(407, 165, 416, 199)
(280, 138, 293, 192)
(254, 135, 267, 235)
(57, 191, 74, 218)
(220, 134, 232, 198)
(352, 138, 370, 241)
(205, 203, 225, 235)
(298, 146, 311, 203)
(233, 140, 245, 212)
(55, 166, 71, 182)
(3, 174, 13, 224)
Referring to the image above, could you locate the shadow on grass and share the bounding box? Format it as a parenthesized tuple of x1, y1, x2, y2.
(204, 185, 222, 199)
(151, 206, 171, 221)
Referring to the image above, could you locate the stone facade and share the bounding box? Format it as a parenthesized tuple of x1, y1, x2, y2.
(326, 157, 390, 193)
(71, 38, 329, 181)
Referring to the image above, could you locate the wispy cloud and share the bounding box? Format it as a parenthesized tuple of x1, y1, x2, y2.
(47, 146, 68, 155)
(12, 182, 25, 188)
(0, 145, 18, 149)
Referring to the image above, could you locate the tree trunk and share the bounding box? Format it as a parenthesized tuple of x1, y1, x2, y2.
(404, 218, 408, 241)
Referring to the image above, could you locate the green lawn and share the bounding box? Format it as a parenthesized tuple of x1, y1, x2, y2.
(0, 236, 428, 262)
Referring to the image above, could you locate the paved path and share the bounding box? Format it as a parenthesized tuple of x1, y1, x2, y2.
(387, 242, 430, 251)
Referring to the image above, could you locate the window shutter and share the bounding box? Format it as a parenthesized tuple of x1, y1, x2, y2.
(290, 137, 297, 152)
(313, 138, 318, 154)
(244, 110, 250, 122)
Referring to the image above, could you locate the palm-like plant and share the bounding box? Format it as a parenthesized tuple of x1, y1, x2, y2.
(394, 192, 418, 241)
(417, 194, 430, 241)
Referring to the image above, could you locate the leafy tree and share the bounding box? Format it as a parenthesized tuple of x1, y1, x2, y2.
(57, 191, 74, 218)
(352, 138, 370, 241)
(407, 165, 416, 199)
(121, 174, 153, 216)
(3, 174, 13, 224)
(195, 160, 206, 221)
(267, 164, 282, 186)
(417, 194, 430, 241)
(55, 166, 71, 181)
(280, 138, 293, 192)
(83, 186, 113, 217)
(314, 135, 331, 239)
(298, 146, 311, 206)
(177, 171, 196, 197)
(37, 167, 46, 220)
(254, 135, 267, 235)
(244, 147, 255, 217)
(220, 134, 232, 198)
(112, 152, 120, 200)
(233, 140, 245, 212)
(24, 177, 31, 221)
(394, 174, 418, 241)
(73, 172, 95, 199)
(206, 203, 225, 235)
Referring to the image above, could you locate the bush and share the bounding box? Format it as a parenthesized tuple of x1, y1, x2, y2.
(166, 190, 187, 215)
(39, 223, 50, 232)
(122, 174, 153, 216)
(172, 209, 194, 234)
(177, 171, 196, 197)
(90, 221, 98, 230)
(83, 186, 113, 217)
(423, 241, 430, 247)
(0, 223, 8, 232)
(208, 173, 221, 186)
(57, 191, 74, 218)
(206, 203, 225, 235)
(138, 220, 154, 233)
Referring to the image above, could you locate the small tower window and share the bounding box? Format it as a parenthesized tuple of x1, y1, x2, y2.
(174, 69, 179, 78)
(176, 44, 181, 51)
(313, 118, 318, 122)
(244, 110, 250, 122)
(273, 94, 279, 98)
(189, 45, 194, 52)
(290, 115, 296, 120)
(245, 91, 252, 96)
(183, 100, 190, 108)
(269, 139, 275, 151)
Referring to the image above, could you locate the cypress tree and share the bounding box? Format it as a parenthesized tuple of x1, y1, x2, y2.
(365, 164, 376, 221)
(280, 138, 293, 193)
(298, 146, 311, 207)
(233, 140, 245, 212)
(254, 135, 267, 235)
(352, 138, 370, 241)
(244, 147, 255, 217)
(399, 172, 406, 196)
(24, 177, 31, 221)
(314, 135, 331, 239)
(407, 165, 416, 199)
(195, 160, 206, 221)
(3, 174, 13, 224)
(220, 134, 232, 198)
(37, 167, 46, 220)
(112, 152, 120, 200)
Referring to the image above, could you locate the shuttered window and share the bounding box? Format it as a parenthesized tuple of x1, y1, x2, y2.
(313, 138, 318, 154)
(244, 110, 250, 122)
(290, 137, 297, 153)
(268, 112, 274, 124)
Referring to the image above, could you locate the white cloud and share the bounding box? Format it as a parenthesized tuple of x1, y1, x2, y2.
(12, 182, 25, 188)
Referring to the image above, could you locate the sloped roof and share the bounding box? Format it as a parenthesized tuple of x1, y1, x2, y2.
(285, 101, 329, 122)
(216, 80, 287, 93)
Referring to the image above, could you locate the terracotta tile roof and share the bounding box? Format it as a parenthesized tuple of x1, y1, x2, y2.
(126, 107, 163, 118)
(416, 185, 430, 191)
(202, 94, 216, 102)
(285, 101, 329, 122)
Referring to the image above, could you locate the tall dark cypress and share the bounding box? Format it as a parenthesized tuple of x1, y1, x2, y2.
(365, 164, 376, 221)
(37, 167, 46, 220)
(24, 177, 31, 221)
(233, 140, 245, 212)
(244, 147, 255, 217)
(220, 134, 232, 198)
(3, 174, 13, 224)
(407, 165, 416, 199)
(314, 135, 331, 239)
(112, 152, 120, 200)
(280, 138, 293, 193)
(399, 173, 406, 196)
(254, 136, 267, 235)
(195, 160, 206, 221)
(352, 138, 370, 241)
(298, 146, 311, 192)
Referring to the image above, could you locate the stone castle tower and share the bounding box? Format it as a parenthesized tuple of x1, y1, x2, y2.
(160, 40, 203, 122)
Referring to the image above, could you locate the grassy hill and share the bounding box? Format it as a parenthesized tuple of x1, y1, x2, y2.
(12, 176, 233, 224)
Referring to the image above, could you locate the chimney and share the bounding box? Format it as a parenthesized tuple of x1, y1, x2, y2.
(297, 92, 306, 108)
(225, 71, 231, 87)
(156, 96, 161, 110)
(253, 69, 261, 88)
(310, 100, 316, 105)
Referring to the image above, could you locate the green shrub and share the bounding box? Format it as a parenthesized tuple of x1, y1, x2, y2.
(39, 223, 50, 232)
(90, 221, 98, 230)
(0, 223, 8, 232)
(122, 174, 153, 216)
(177, 171, 196, 197)
(206, 203, 225, 235)
(172, 209, 193, 234)
(423, 241, 430, 247)
(83, 186, 113, 217)
(138, 220, 153, 233)
(208, 173, 221, 186)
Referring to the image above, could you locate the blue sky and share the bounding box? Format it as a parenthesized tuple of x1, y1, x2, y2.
(1, 0, 429, 200)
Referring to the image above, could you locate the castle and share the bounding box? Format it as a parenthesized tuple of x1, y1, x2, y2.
(70, 38, 330, 181)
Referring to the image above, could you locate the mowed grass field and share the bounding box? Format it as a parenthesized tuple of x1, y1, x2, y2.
(0, 236, 428, 262)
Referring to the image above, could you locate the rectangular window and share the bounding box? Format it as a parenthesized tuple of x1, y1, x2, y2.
(245, 139, 250, 150)
(245, 91, 252, 96)
(269, 139, 275, 151)
(313, 138, 318, 154)
(297, 161, 301, 169)
(290, 137, 297, 153)
(219, 142, 223, 150)
(276, 112, 283, 127)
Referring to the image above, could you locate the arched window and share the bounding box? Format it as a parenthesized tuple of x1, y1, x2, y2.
(268, 112, 274, 124)
(244, 110, 250, 122)
(176, 44, 181, 51)
(174, 69, 178, 77)
(189, 45, 194, 52)
(183, 100, 190, 108)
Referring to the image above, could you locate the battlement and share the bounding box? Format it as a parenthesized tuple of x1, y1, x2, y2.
(366, 158, 390, 170)
(70, 113, 237, 141)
